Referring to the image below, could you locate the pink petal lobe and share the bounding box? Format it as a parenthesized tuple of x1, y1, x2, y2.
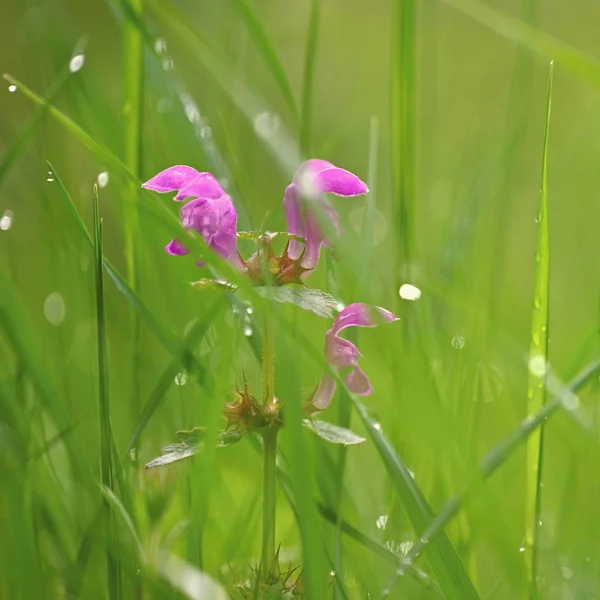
(332, 303, 398, 335)
(175, 172, 224, 201)
(314, 167, 368, 197)
(345, 367, 373, 396)
(165, 239, 189, 256)
(312, 376, 337, 411)
(324, 331, 360, 370)
(142, 165, 199, 193)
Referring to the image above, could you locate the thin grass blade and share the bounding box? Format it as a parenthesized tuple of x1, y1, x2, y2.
(524, 60, 553, 599)
(300, 0, 320, 155)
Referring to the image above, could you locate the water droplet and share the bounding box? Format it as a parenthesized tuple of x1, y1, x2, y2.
(376, 515, 388, 530)
(384, 540, 401, 553)
(399, 283, 422, 301)
(243, 325, 253, 337)
(528, 354, 547, 377)
(69, 54, 85, 73)
(162, 58, 174, 71)
(538, 520, 543, 526)
(174, 372, 188, 386)
(329, 570, 335, 577)
(154, 38, 167, 54)
(8, 84, 17, 93)
(408, 469, 415, 479)
(562, 392, 580, 410)
(44, 292, 66, 326)
(0, 209, 13, 231)
(419, 536, 429, 546)
(156, 97, 173, 113)
(199, 125, 212, 139)
(519, 546, 525, 553)
(561, 566, 573, 580)
(399, 541, 413, 555)
(253, 111, 281, 139)
(97, 172, 109, 188)
(129, 448, 138, 461)
(245, 306, 254, 315)
(451, 335, 465, 349)
(373, 422, 383, 433)
(46, 169, 54, 182)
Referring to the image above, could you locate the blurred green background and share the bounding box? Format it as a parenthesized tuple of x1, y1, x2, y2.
(2, 0, 600, 598)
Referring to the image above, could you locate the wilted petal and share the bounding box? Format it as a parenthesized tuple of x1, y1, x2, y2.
(165, 239, 189, 256)
(344, 367, 373, 396)
(312, 376, 337, 411)
(324, 331, 360, 370)
(332, 303, 398, 336)
(180, 194, 238, 262)
(142, 165, 199, 193)
(175, 172, 224, 201)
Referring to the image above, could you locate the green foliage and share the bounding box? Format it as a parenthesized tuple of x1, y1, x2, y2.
(3, 1, 600, 599)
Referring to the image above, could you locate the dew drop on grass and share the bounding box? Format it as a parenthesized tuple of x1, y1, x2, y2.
(373, 422, 383, 433)
(243, 325, 253, 337)
(562, 392, 580, 410)
(129, 448, 138, 461)
(174, 372, 188, 386)
(69, 54, 85, 73)
(245, 306, 254, 315)
(561, 566, 573, 580)
(162, 58, 174, 71)
(528, 354, 547, 377)
(154, 38, 167, 54)
(97, 172, 109, 188)
(253, 111, 281, 140)
(399, 541, 413, 555)
(329, 570, 335, 577)
(451, 335, 465, 349)
(399, 283, 422, 301)
(44, 292, 66, 326)
(8, 84, 17, 93)
(0, 210, 13, 231)
(519, 546, 525, 553)
(376, 515, 388, 530)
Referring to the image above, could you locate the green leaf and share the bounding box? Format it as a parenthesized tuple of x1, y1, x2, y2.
(254, 285, 339, 319)
(303, 419, 366, 445)
(236, 230, 305, 243)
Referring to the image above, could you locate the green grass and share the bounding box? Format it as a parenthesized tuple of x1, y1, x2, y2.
(2, 1, 600, 599)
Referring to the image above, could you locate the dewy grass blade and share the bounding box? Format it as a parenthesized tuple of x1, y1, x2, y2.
(3, 74, 135, 184)
(0, 69, 69, 189)
(402, 356, 600, 573)
(350, 397, 480, 600)
(441, 0, 600, 92)
(122, 0, 145, 412)
(231, 0, 301, 127)
(390, 0, 417, 285)
(301, 0, 321, 155)
(93, 185, 121, 600)
(524, 60, 553, 599)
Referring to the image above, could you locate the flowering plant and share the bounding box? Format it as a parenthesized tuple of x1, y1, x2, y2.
(142, 159, 397, 582)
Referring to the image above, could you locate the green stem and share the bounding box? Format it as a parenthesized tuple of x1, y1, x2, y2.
(261, 427, 277, 579)
(260, 308, 277, 578)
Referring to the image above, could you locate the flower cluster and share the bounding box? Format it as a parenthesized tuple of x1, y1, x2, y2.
(142, 159, 397, 411)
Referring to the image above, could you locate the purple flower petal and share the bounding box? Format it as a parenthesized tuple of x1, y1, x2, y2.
(142, 165, 199, 193)
(174, 172, 224, 201)
(180, 194, 238, 262)
(165, 239, 189, 256)
(312, 376, 337, 411)
(324, 331, 360, 370)
(332, 303, 398, 336)
(296, 159, 369, 198)
(344, 367, 373, 396)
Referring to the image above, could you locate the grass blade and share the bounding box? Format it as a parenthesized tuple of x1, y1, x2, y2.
(441, 0, 600, 92)
(231, 0, 301, 126)
(300, 0, 320, 155)
(350, 397, 480, 600)
(403, 356, 600, 571)
(390, 0, 417, 283)
(524, 60, 553, 599)
(93, 185, 121, 600)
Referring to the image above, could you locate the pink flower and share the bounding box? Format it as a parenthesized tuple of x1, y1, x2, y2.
(284, 160, 368, 277)
(312, 303, 398, 410)
(142, 165, 238, 264)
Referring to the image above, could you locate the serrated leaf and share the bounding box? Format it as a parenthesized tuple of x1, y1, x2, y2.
(237, 230, 305, 243)
(303, 419, 366, 445)
(255, 285, 339, 318)
(145, 444, 199, 469)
